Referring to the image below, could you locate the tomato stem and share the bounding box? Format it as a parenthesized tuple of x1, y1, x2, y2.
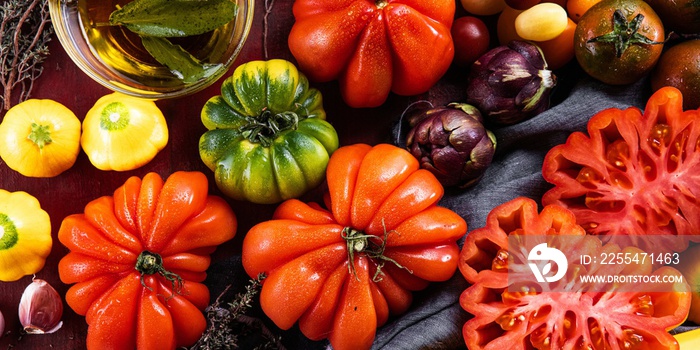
(135, 250, 184, 299)
(241, 107, 302, 147)
(341, 220, 413, 282)
(587, 10, 664, 58)
(28, 123, 52, 149)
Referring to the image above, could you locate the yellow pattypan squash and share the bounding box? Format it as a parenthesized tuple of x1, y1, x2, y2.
(0, 99, 81, 177)
(81, 92, 169, 171)
(0, 190, 51, 282)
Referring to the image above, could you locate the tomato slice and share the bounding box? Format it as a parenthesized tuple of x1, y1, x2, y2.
(459, 197, 691, 350)
(542, 87, 700, 254)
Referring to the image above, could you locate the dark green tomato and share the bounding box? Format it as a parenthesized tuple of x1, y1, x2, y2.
(645, 0, 700, 34)
(651, 40, 700, 110)
(574, 0, 665, 85)
(199, 59, 339, 204)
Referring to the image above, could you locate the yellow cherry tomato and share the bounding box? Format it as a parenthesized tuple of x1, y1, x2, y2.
(0, 190, 51, 282)
(461, 0, 507, 15)
(0, 99, 81, 177)
(81, 92, 169, 171)
(515, 2, 569, 41)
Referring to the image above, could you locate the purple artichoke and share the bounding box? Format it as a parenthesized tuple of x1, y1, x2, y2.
(466, 40, 556, 125)
(406, 103, 496, 189)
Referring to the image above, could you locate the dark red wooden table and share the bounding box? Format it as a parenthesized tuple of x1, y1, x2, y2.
(0, 1, 476, 348)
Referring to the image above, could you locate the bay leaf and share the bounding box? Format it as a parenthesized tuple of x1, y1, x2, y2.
(110, 0, 238, 37)
(140, 36, 223, 84)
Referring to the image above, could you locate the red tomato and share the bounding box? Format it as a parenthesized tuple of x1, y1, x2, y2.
(451, 16, 491, 68)
(461, 0, 507, 15)
(288, 1, 455, 108)
(459, 197, 691, 350)
(242, 144, 467, 350)
(542, 87, 700, 254)
(57, 172, 238, 350)
(506, 0, 542, 10)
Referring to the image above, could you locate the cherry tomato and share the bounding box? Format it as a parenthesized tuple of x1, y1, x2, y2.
(497, 6, 524, 45)
(515, 3, 569, 41)
(451, 16, 491, 67)
(544, 0, 568, 6)
(505, 0, 541, 10)
(460, 0, 507, 15)
(574, 0, 664, 85)
(537, 18, 577, 69)
(498, 5, 575, 70)
(567, 0, 602, 22)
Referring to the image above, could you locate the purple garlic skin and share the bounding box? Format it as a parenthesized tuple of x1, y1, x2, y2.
(406, 103, 497, 188)
(18, 279, 64, 334)
(466, 40, 556, 125)
(0, 308, 5, 339)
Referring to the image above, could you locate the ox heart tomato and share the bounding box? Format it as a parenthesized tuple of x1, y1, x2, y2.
(288, 1, 455, 108)
(58, 171, 237, 350)
(242, 144, 467, 350)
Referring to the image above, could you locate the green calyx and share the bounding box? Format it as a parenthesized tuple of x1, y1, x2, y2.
(341, 221, 413, 282)
(135, 250, 184, 299)
(241, 108, 300, 147)
(0, 213, 18, 250)
(587, 9, 664, 58)
(100, 102, 131, 131)
(28, 123, 52, 149)
(376, 0, 388, 9)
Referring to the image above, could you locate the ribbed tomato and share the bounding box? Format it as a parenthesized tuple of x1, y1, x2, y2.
(542, 87, 700, 254)
(58, 172, 237, 349)
(242, 144, 467, 350)
(459, 197, 691, 350)
(288, 0, 455, 108)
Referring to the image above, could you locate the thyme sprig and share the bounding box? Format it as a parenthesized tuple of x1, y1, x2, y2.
(0, 0, 52, 111)
(191, 273, 284, 350)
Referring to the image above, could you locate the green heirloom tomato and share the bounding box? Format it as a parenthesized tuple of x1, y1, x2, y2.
(199, 59, 339, 204)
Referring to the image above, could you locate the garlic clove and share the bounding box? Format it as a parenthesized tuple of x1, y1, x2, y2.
(0, 308, 5, 338)
(18, 279, 64, 334)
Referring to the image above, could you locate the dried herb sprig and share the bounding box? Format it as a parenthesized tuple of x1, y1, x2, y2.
(191, 273, 284, 350)
(0, 0, 52, 111)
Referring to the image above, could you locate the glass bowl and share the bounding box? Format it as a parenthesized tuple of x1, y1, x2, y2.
(48, 0, 254, 99)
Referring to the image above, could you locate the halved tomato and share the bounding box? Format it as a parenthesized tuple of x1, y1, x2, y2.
(459, 197, 691, 350)
(542, 87, 700, 254)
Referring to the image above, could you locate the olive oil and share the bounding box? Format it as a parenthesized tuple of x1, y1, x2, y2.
(75, 0, 237, 92)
